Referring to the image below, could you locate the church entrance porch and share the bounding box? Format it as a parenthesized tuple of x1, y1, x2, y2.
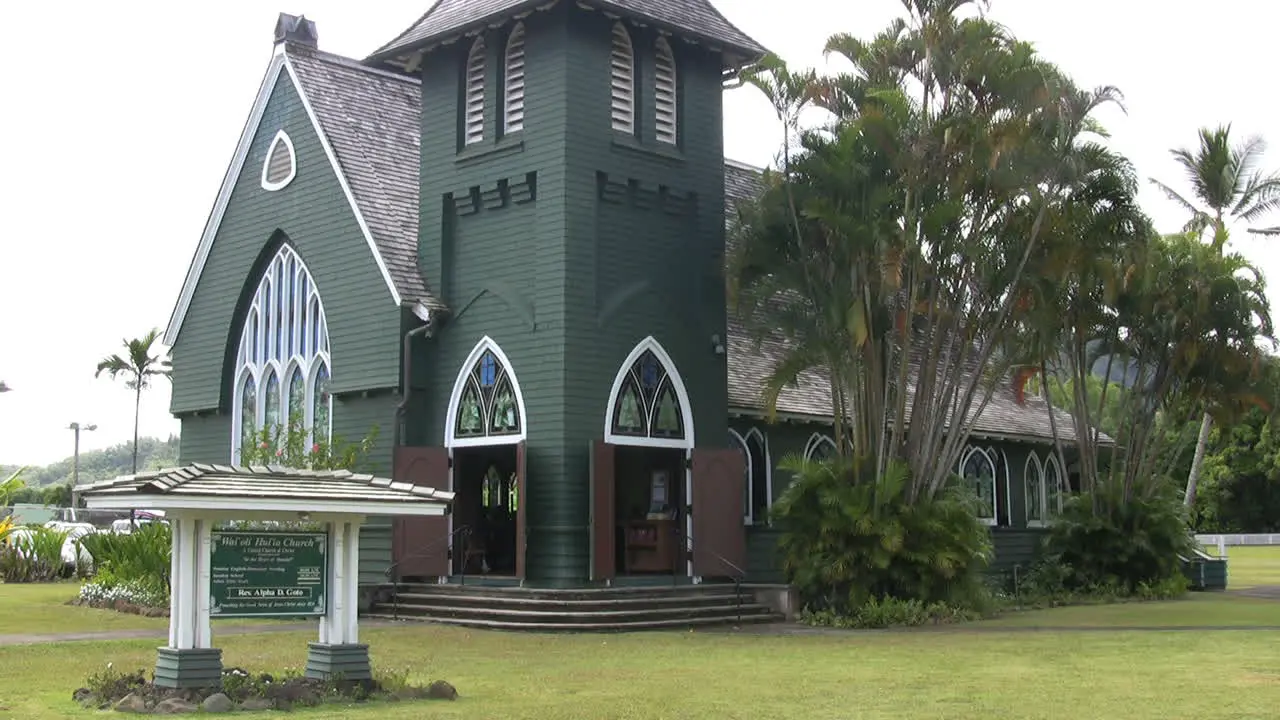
(614, 446, 685, 577)
(451, 445, 520, 576)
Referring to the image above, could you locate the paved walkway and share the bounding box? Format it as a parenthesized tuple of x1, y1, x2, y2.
(0, 620, 398, 647)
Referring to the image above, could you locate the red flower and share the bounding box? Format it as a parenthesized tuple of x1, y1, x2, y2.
(311, 443, 320, 454)
(275, 448, 284, 457)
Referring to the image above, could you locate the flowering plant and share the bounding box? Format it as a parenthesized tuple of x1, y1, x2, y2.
(239, 412, 379, 471)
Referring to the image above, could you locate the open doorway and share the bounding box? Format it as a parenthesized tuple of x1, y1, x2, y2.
(452, 445, 519, 576)
(614, 446, 685, 575)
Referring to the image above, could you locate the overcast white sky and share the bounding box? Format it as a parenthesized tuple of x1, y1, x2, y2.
(1, 0, 1276, 466)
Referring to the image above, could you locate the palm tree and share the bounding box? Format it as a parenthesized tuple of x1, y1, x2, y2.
(95, 328, 172, 474)
(1150, 125, 1280, 507)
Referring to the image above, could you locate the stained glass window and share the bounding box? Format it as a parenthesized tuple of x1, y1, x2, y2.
(805, 434, 836, 462)
(961, 446, 997, 521)
(239, 374, 257, 453)
(608, 348, 687, 441)
(1025, 453, 1044, 524)
(287, 367, 305, 423)
(452, 345, 523, 440)
(264, 371, 281, 432)
(313, 362, 331, 446)
(1045, 456, 1063, 518)
(231, 245, 332, 459)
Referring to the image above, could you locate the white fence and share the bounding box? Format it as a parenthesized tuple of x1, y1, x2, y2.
(1194, 533, 1280, 556)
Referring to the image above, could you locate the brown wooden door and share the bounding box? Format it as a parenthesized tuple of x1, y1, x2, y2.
(392, 446, 451, 580)
(691, 447, 747, 579)
(515, 441, 528, 580)
(590, 440, 616, 582)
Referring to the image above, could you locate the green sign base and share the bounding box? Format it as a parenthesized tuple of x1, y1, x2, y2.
(305, 642, 372, 682)
(154, 647, 223, 689)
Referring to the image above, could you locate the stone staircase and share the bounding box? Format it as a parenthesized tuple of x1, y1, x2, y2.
(364, 582, 782, 631)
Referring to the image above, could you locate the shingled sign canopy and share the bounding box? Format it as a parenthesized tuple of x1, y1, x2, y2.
(79, 464, 453, 689)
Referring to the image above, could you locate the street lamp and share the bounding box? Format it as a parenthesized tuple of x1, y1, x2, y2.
(68, 422, 97, 515)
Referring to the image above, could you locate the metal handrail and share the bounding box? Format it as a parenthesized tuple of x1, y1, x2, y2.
(383, 524, 473, 620)
(669, 522, 748, 625)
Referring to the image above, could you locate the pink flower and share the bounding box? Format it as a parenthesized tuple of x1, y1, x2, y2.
(311, 444, 320, 454)
(275, 448, 284, 457)
(260, 442, 269, 449)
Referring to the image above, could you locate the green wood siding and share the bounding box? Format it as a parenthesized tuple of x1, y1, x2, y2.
(169, 71, 403, 415)
(409, 6, 731, 587)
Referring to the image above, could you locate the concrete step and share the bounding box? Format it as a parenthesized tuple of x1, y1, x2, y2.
(383, 601, 776, 624)
(363, 611, 783, 632)
(386, 583, 742, 602)
(388, 591, 748, 611)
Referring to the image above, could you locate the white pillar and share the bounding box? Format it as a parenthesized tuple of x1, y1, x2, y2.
(167, 517, 183, 648)
(344, 522, 360, 644)
(1218, 536, 1227, 558)
(195, 519, 213, 649)
(175, 518, 197, 649)
(319, 521, 348, 645)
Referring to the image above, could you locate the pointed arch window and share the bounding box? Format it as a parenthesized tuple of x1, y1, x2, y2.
(1025, 452, 1046, 527)
(1044, 453, 1064, 520)
(960, 445, 999, 525)
(464, 37, 487, 146)
(503, 23, 526, 135)
(231, 244, 331, 461)
(654, 37, 677, 145)
(610, 349, 685, 440)
(452, 349, 522, 440)
(609, 22, 635, 134)
(803, 433, 837, 463)
(731, 428, 772, 525)
(261, 130, 297, 191)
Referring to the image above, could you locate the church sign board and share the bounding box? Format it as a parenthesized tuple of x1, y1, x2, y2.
(210, 531, 327, 617)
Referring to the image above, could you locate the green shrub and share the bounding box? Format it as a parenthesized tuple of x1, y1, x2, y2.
(1040, 487, 1193, 594)
(80, 522, 171, 601)
(0, 526, 70, 582)
(771, 454, 993, 616)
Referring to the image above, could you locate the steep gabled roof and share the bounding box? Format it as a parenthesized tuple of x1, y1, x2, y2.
(367, 0, 766, 68)
(163, 43, 444, 346)
(286, 45, 445, 314)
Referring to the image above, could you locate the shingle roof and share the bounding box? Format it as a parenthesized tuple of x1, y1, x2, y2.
(286, 46, 446, 313)
(79, 464, 454, 505)
(277, 46, 1092, 446)
(368, 0, 766, 65)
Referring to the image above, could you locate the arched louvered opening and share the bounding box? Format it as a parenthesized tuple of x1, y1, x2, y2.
(231, 244, 331, 461)
(609, 23, 635, 135)
(503, 23, 526, 135)
(261, 130, 296, 191)
(654, 37, 677, 145)
(464, 37, 487, 146)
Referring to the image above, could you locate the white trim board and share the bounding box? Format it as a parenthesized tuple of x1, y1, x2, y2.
(163, 44, 401, 346)
(82, 495, 448, 517)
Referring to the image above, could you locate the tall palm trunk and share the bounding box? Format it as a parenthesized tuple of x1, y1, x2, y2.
(1184, 411, 1212, 507)
(132, 384, 142, 474)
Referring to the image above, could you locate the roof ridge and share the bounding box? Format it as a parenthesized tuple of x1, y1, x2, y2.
(287, 44, 422, 86)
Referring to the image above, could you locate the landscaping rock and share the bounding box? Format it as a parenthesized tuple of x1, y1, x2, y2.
(113, 693, 148, 713)
(153, 697, 197, 714)
(200, 693, 234, 713)
(72, 688, 93, 705)
(238, 697, 275, 711)
(426, 680, 458, 700)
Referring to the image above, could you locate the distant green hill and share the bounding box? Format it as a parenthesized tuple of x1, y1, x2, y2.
(1, 435, 180, 489)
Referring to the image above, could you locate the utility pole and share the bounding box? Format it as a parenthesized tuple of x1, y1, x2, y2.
(68, 422, 97, 518)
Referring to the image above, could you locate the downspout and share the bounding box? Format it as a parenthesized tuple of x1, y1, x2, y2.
(393, 312, 434, 451)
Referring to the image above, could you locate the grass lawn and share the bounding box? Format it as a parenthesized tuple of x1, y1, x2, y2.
(3, 549, 1280, 719)
(0, 583, 287, 636)
(1201, 545, 1280, 589)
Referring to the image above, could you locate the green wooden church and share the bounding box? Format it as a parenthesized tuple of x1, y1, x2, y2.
(163, 1, 1088, 614)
